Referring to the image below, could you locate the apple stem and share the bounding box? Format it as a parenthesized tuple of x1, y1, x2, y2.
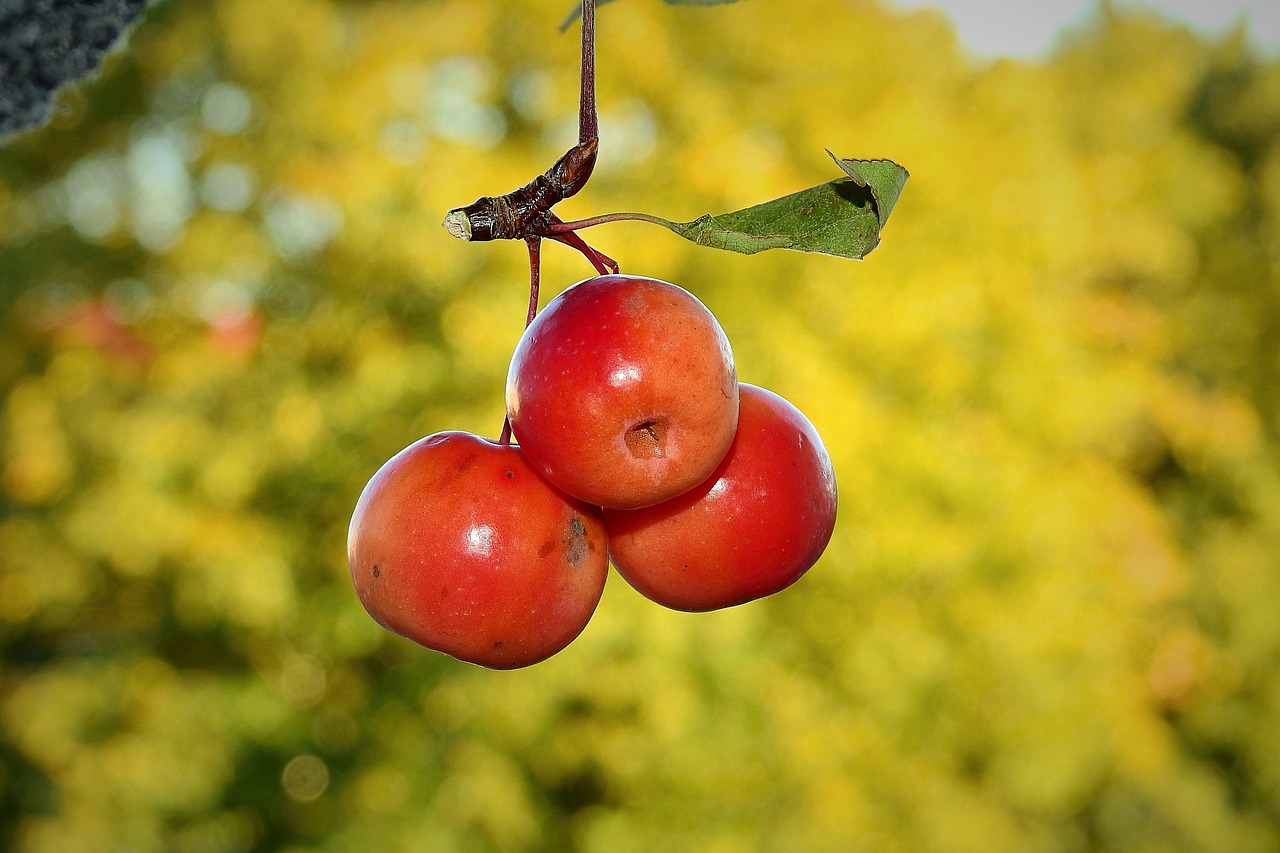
(501, 237, 545, 447)
(525, 236, 543, 325)
(549, 224, 619, 274)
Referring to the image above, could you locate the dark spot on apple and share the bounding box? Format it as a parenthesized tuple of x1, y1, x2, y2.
(440, 585, 449, 598)
(494, 641, 504, 648)
(539, 540, 555, 558)
(455, 452, 479, 474)
(371, 564, 381, 578)
(506, 469, 515, 478)
(561, 516, 589, 567)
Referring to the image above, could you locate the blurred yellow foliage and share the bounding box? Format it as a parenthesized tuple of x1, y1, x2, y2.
(3, 0, 1280, 851)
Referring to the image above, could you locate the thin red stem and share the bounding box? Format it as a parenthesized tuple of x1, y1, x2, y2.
(550, 228, 619, 274)
(524, 236, 542, 325)
(498, 237, 545, 447)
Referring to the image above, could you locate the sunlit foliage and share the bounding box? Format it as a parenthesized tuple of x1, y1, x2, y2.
(2, 1, 1279, 850)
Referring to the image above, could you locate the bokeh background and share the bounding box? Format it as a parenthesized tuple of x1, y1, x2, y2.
(3, 0, 1280, 850)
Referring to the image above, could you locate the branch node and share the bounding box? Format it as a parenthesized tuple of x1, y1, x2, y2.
(443, 0, 604, 270)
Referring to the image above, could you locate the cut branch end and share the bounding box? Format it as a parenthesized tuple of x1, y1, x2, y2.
(444, 210, 473, 241)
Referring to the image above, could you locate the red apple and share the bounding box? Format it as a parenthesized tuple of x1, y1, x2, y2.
(347, 431, 608, 669)
(506, 274, 738, 509)
(604, 384, 837, 611)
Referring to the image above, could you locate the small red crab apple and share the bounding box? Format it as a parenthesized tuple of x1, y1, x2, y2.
(506, 273, 739, 510)
(347, 431, 608, 669)
(604, 384, 838, 612)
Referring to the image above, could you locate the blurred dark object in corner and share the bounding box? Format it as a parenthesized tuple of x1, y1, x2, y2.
(0, 0, 148, 139)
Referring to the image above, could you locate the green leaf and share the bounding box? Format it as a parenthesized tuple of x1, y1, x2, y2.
(559, 0, 741, 33)
(654, 155, 908, 259)
(824, 151, 909, 231)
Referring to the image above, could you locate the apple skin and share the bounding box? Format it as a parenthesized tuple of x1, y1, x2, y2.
(603, 384, 837, 612)
(506, 274, 738, 510)
(347, 431, 608, 669)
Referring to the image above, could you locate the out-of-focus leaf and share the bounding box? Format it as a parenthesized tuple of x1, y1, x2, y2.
(639, 156, 908, 259)
(0, 0, 147, 139)
(559, 0, 740, 33)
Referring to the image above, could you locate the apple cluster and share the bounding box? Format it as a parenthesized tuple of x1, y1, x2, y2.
(347, 274, 838, 669)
